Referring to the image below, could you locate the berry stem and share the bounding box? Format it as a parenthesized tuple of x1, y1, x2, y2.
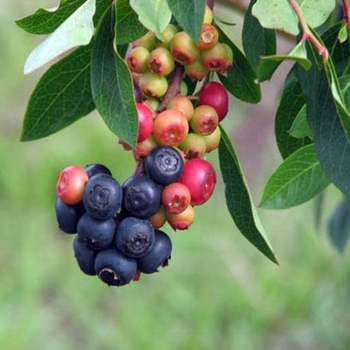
(134, 159, 146, 176)
(157, 64, 184, 112)
(287, 0, 329, 60)
(206, 0, 214, 10)
(343, 0, 350, 30)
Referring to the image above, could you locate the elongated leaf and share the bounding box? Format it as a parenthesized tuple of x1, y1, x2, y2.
(91, 7, 138, 148)
(327, 198, 350, 252)
(242, 0, 276, 74)
(16, 0, 87, 34)
(260, 144, 330, 209)
(275, 69, 311, 159)
(252, 0, 336, 36)
(258, 41, 311, 82)
(24, 0, 96, 74)
(217, 27, 261, 103)
(218, 126, 277, 264)
(166, 0, 206, 42)
(21, 43, 95, 141)
(130, 0, 171, 39)
(115, 0, 148, 45)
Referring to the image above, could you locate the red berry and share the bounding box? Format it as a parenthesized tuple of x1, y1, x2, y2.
(136, 102, 154, 142)
(179, 158, 216, 205)
(198, 81, 229, 121)
(56, 166, 88, 205)
(153, 109, 189, 147)
(162, 182, 191, 214)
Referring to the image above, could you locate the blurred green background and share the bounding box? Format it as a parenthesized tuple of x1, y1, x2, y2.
(1, 1, 350, 349)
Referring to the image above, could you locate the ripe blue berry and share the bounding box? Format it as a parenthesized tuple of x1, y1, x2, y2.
(55, 197, 85, 234)
(115, 216, 155, 258)
(73, 236, 97, 276)
(85, 163, 112, 178)
(83, 174, 123, 220)
(145, 146, 184, 185)
(94, 247, 137, 286)
(137, 229, 172, 274)
(122, 175, 161, 219)
(77, 213, 116, 250)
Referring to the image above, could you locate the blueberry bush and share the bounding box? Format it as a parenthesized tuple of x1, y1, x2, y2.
(16, 0, 350, 270)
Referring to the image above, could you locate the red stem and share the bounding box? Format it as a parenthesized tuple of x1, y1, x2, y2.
(343, 0, 350, 29)
(287, 0, 329, 60)
(157, 64, 184, 112)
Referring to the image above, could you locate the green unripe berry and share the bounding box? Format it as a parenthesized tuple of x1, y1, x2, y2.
(138, 72, 168, 98)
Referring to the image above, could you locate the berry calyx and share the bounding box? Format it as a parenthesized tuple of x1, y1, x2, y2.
(83, 173, 123, 220)
(56, 165, 88, 205)
(145, 146, 184, 185)
(179, 158, 216, 205)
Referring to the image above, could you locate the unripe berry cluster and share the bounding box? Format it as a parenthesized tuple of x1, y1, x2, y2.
(54, 5, 233, 287)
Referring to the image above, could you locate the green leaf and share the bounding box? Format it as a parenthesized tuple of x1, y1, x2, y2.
(258, 41, 312, 82)
(16, 0, 87, 34)
(24, 0, 96, 74)
(288, 104, 313, 139)
(166, 0, 206, 42)
(91, 7, 138, 148)
(242, 0, 276, 74)
(327, 197, 350, 252)
(296, 41, 350, 196)
(260, 144, 330, 209)
(275, 69, 311, 159)
(252, 0, 336, 36)
(115, 0, 148, 45)
(218, 126, 278, 264)
(130, 0, 171, 40)
(21, 43, 95, 141)
(217, 27, 261, 103)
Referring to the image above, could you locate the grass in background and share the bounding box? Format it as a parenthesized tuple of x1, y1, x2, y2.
(1, 2, 350, 350)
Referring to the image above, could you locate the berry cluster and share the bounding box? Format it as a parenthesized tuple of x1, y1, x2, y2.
(54, 5, 232, 287)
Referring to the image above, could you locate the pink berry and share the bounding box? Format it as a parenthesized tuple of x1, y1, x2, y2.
(166, 205, 195, 230)
(136, 102, 154, 142)
(56, 166, 88, 205)
(198, 81, 229, 121)
(162, 182, 191, 214)
(179, 158, 216, 205)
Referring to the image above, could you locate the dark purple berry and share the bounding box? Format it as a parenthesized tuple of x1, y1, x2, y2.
(85, 163, 112, 178)
(55, 197, 85, 234)
(115, 216, 155, 258)
(77, 213, 116, 250)
(145, 146, 184, 185)
(122, 175, 161, 219)
(73, 236, 97, 276)
(83, 174, 123, 220)
(94, 247, 137, 286)
(137, 229, 172, 274)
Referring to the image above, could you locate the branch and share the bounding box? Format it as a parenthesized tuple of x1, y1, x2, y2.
(287, 0, 329, 60)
